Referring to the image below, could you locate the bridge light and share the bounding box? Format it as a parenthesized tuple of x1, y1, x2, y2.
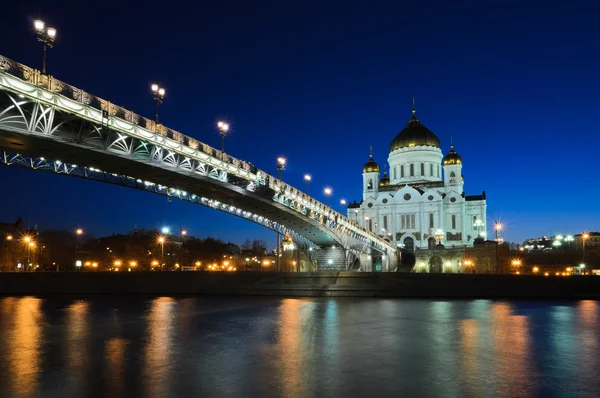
(34, 20, 45, 31)
(151, 83, 166, 124)
(217, 121, 230, 159)
(161, 227, 170, 234)
(277, 157, 286, 180)
(33, 19, 57, 74)
(323, 187, 333, 206)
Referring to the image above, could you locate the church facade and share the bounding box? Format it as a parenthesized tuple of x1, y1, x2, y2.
(348, 107, 487, 255)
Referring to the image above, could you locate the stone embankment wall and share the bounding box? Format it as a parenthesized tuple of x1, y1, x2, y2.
(1, 272, 599, 299)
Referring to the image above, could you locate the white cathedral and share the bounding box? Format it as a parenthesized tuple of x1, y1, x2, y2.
(348, 106, 487, 252)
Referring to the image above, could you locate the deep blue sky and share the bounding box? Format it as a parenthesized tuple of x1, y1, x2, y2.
(1, 0, 599, 247)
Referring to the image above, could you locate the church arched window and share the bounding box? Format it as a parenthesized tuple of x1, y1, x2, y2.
(437, 166, 440, 178)
(452, 215, 456, 229)
(450, 171, 456, 183)
(393, 167, 397, 180)
(429, 213, 434, 229)
(367, 178, 373, 189)
(401, 165, 404, 178)
(383, 215, 388, 231)
(410, 164, 414, 177)
(421, 163, 425, 176)
(429, 163, 433, 176)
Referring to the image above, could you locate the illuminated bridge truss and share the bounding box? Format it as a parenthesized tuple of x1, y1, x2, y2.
(0, 54, 396, 258)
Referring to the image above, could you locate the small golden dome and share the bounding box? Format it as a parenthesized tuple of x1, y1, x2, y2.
(363, 154, 380, 173)
(443, 145, 462, 165)
(379, 172, 390, 187)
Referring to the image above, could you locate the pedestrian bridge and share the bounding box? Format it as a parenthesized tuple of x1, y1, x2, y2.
(0, 54, 398, 271)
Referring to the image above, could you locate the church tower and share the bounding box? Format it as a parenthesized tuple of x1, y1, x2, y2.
(443, 144, 464, 193)
(362, 148, 380, 201)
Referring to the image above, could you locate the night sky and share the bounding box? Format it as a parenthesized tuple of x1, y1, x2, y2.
(1, 0, 599, 248)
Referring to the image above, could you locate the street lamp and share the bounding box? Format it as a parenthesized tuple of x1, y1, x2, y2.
(494, 222, 503, 241)
(4, 235, 13, 270)
(157, 236, 166, 268)
(323, 187, 332, 206)
(75, 228, 83, 268)
(33, 19, 57, 74)
(217, 121, 230, 158)
(151, 83, 166, 124)
(473, 219, 485, 238)
(511, 259, 522, 273)
(304, 174, 311, 194)
(435, 229, 444, 245)
(340, 199, 347, 215)
(277, 157, 286, 180)
(582, 233, 590, 265)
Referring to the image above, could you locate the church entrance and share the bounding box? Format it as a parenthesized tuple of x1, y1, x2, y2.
(429, 255, 443, 273)
(403, 237, 414, 253)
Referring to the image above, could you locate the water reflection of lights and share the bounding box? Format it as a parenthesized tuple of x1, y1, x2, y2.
(7, 297, 43, 396)
(144, 297, 176, 397)
(105, 337, 128, 395)
(66, 300, 90, 394)
(459, 319, 481, 397)
(278, 299, 304, 397)
(490, 303, 534, 397)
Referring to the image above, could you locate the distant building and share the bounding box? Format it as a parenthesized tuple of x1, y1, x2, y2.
(0, 217, 26, 270)
(522, 234, 576, 251)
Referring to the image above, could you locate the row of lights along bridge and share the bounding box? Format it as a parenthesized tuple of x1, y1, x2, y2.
(29, 18, 346, 211)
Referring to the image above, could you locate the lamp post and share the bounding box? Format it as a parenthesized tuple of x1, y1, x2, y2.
(435, 229, 444, 246)
(494, 222, 503, 242)
(29, 242, 36, 271)
(158, 236, 166, 269)
(304, 174, 311, 194)
(473, 219, 484, 239)
(324, 187, 332, 206)
(582, 233, 589, 266)
(217, 121, 230, 159)
(22, 236, 31, 272)
(4, 235, 12, 270)
(179, 228, 187, 269)
(340, 199, 347, 215)
(75, 228, 83, 269)
(277, 157, 286, 180)
(33, 20, 57, 75)
(151, 83, 166, 125)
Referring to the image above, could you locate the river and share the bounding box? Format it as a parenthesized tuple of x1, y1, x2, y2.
(0, 297, 598, 397)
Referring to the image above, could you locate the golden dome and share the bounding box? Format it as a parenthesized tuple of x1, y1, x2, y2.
(390, 109, 440, 151)
(363, 154, 380, 173)
(379, 172, 390, 186)
(443, 145, 462, 165)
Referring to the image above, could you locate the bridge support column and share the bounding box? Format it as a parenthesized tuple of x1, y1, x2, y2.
(387, 250, 399, 272)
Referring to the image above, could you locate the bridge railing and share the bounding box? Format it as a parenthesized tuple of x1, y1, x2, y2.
(0, 54, 394, 252)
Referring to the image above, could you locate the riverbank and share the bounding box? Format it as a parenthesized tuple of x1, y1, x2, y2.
(1, 272, 600, 298)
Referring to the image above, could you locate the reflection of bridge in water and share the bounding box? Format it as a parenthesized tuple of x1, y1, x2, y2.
(0, 55, 398, 271)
